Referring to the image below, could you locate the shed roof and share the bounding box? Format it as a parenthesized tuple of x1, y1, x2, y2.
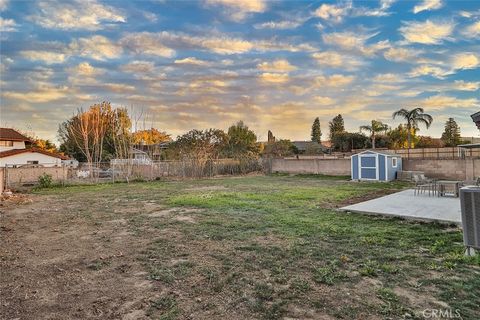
(0, 128, 32, 142)
(353, 150, 401, 157)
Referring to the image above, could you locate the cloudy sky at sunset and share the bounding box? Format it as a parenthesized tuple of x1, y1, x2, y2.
(1, 0, 479, 142)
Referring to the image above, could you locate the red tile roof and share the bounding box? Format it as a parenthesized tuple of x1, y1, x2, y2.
(0, 148, 68, 160)
(0, 128, 32, 142)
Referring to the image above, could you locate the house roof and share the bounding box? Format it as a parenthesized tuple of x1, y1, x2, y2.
(0, 148, 68, 160)
(471, 111, 480, 129)
(458, 143, 480, 149)
(0, 128, 32, 142)
(130, 147, 148, 155)
(292, 141, 327, 151)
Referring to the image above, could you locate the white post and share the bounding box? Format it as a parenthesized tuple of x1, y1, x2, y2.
(465, 247, 477, 257)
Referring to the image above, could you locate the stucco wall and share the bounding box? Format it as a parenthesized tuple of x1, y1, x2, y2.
(403, 159, 479, 180)
(0, 152, 62, 167)
(0, 141, 25, 152)
(270, 158, 351, 176)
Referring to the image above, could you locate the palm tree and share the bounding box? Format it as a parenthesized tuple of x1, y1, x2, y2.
(392, 108, 433, 149)
(360, 120, 389, 149)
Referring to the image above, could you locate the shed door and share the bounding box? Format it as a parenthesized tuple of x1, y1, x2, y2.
(359, 155, 377, 180)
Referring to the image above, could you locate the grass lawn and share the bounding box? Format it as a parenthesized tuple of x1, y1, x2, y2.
(1, 174, 479, 320)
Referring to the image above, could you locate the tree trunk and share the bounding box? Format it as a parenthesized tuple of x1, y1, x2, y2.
(372, 134, 376, 149)
(407, 124, 412, 149)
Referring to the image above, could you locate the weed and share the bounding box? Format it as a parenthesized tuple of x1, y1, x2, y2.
(149, 267, 175, 283)
(254, 282, 275, 301)
(359, 260, 380, 277)
(312, 261, 346, 285)
(290, 277, 311, 293)
(38, 173, 53, 188)
(376, 288, 411, 317)
(148, 295, 179, 319)
(86, 260, 109, 271)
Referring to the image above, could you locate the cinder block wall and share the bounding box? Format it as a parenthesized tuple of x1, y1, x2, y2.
(403, 159, 479, 180)
(271, 158, 351, 176)
(5, 166, 67, 188)
(0, 168, 4, 193)
(270, 158, 480, 180)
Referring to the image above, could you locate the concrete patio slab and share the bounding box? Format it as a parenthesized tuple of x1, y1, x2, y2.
(340, 189, 461, 224)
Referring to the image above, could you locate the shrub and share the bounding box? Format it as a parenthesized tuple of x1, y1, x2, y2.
(38, 173, 53, 188)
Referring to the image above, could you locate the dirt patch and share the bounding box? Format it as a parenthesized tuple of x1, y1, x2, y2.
(0, 192, 33, 206)
(122, 309, 147, 320)
(0, 194, 159, 320)
(148, 208, 177, 217)
(174, 215, 196, 223)
(147, 207, 203, 218)
(330, 189, 403, 208)
(393, 286, 450, 310)
(185, 185, 229, 192)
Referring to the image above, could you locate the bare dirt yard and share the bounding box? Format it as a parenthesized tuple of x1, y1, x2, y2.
(1, 175, 479, 319)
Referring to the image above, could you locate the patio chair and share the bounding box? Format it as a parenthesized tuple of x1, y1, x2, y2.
(413, 174, 436, 196)
(461, 177, 480, 187)
(419, 173, 434, 183)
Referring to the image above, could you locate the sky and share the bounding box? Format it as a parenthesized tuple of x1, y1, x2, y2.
(0, 0, 479, 143)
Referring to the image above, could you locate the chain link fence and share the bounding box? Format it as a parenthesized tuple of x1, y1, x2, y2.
(4, 159, 265, 190)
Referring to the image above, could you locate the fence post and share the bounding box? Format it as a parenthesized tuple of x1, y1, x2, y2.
(4, 166, 7, 191)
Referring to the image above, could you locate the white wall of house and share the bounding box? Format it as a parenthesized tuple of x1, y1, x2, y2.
(0, 152, 62, 167)
(0, 141, 26, 152)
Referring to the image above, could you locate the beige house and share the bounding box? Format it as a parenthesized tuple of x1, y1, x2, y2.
(0, 128, 67, 167)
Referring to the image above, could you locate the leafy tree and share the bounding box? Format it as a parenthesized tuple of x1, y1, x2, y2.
(32, 139, 57, 152)
(58, 102, 132, 162)
(441, 118, 462, 147)
(387, 124, 417, 149)
(304, 142, 324, 155)
(172, 129, 227, 161)
(331, 132, 368, 152)
(311, 117, 322, 143)
(392, 107, 433, 148)
(262, 139, 298, 157)
(416, 136, 444, 148)
(132, 128, 171, 145)
(21, 133, 57, 153)
(329, 114, 345, 141)
(371, 135, 391, 149)
(223, 121, 260, 160)
(360, 120, 389, 149)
